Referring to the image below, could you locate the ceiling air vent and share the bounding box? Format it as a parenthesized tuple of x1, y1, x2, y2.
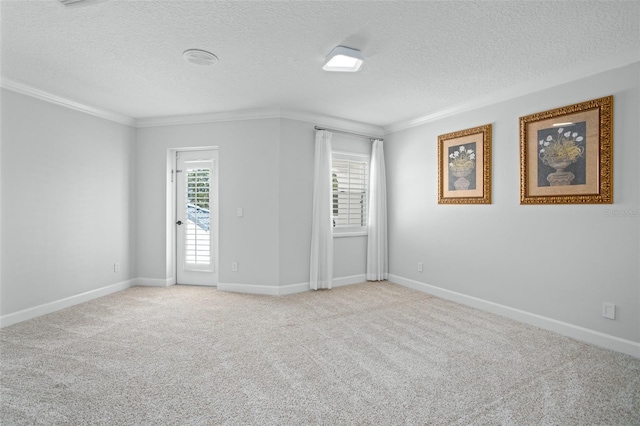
(183, 49, 219, 66)
(58, 0, 108, 8)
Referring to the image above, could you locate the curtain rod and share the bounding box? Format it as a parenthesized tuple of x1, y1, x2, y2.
(314, 126, 383, 141)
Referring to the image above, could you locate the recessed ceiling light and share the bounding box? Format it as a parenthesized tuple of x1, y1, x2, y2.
(183, 49, 218, 66)
(323, 46, 363, 72)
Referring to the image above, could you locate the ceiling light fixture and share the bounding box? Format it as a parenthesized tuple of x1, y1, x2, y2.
(323, 46, 363, 72)
(183, 49, 218, 66)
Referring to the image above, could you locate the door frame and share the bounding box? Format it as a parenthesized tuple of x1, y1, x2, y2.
(166, 147, 219, 286)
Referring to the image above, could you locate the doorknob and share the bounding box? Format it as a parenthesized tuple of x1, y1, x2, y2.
(176, 220, 183, 225)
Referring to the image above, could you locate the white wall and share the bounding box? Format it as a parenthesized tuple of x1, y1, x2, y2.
(0, 89, 136, 316)
(278, 119, 314, 286)
(136, 118, 372, 290)
(135, 119, 281, 288)
(385, 63, 640, 344)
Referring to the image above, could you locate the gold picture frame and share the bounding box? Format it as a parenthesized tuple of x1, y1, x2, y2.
(438, 123, 492, 204)
(520, 96, 613, 204)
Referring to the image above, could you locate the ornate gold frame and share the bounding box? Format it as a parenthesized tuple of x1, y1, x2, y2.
(438, 123, 492, 204)
(519, 96, 613, 204)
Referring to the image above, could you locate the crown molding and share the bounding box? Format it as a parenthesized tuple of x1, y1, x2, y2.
(134, 108, 282, 128)
(384, 48, 640, 135)
(0, 79, 383, 134)
(0, 78, 136, 127)
(280, 108, 384, 138)
(136, 107, 385, 137)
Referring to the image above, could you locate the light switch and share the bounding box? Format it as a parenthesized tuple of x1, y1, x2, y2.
(237, 207, 243, 217)
(602, 302, 616, 320)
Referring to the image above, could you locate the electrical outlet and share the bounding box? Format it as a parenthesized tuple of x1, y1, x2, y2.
(232, 262, 238, 272)
(418, 262, 423, 272)
(602, 302, 616, 320)
(114, 263, 120, 273)
(237, 208, 243, 217)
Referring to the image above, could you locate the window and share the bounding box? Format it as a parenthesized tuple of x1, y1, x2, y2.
(332, 152, 369, 235)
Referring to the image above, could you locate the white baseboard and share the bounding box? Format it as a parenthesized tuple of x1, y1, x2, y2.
(279, 282, 311, 295)
(388, 274, 640, 358)
(333, 274, 367, 288)
(217, 282, 281, 296)
(134, 277, 174, 287)
(0, 279, 134, 328)
(219, 274, 368, 296)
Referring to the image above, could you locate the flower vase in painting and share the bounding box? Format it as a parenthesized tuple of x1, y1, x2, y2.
(448, 144, 476, 191)
(538, 124, 586, 187)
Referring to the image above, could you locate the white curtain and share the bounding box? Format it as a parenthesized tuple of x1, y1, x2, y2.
(310, 130, 333, 290)
(366, 139, 388, 281)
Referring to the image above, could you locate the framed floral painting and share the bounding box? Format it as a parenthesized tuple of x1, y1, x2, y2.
(438, 123, 492, 204)
(520, 96, 613, 204)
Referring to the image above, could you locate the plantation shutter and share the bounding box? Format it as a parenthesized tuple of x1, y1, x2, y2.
(332, 157, 368, 231)
(185, 167, 211, 266)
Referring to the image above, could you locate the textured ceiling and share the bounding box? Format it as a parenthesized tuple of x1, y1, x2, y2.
(1, 0, 639, 127)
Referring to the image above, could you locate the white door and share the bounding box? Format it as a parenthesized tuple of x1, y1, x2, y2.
(176, 150, 218, 286)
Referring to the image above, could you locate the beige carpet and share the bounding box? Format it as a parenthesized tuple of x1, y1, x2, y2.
(1, 281, 639, 425)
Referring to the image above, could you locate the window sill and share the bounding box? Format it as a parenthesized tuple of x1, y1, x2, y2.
(333, 231, 368, 238)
